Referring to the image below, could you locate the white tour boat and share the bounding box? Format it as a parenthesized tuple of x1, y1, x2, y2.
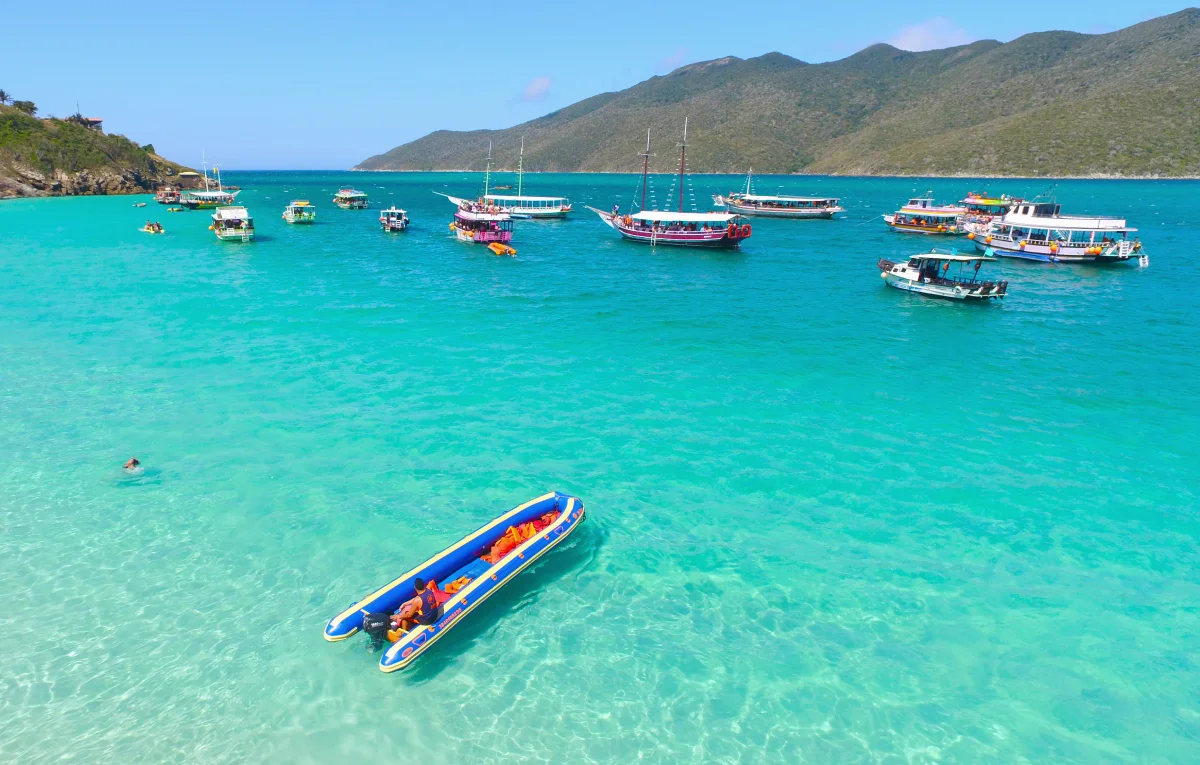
(883, 194, 966, 235)
(437, 138, 572, 218)
(181, 161, 238, 210)
(282, 200, 316, 224)
(713, 170, 843, 218)
(972, 198, 1146, 264)
(211, 205, 254, 242)
(380, 206, 410, 232)
(333, 188, 369, 209)
(877, 251, 1007, 300)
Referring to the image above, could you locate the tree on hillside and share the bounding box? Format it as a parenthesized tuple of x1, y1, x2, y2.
(12, 100, 37, 116)
(0, 90, 11, 106)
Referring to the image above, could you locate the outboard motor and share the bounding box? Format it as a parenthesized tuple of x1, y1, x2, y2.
(362, 612, 392, 652)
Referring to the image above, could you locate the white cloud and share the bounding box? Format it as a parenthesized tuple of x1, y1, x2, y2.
(520, 76, 552, 102)
(888, 17, 973, 52)
(656, 48, 689, 73)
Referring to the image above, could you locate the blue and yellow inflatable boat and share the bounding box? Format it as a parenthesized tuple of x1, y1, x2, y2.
(324, 491, 585, 672)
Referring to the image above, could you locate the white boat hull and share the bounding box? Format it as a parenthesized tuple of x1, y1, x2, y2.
(717, 200, 841, 219)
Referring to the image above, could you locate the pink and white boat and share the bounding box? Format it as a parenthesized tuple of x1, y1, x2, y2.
(450, 207, 513, 245)
(588, 122, 750, 249)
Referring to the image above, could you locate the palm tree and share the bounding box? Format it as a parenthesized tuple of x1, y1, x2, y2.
(12, 100, 37, 116)
(0, 90, 12, 106)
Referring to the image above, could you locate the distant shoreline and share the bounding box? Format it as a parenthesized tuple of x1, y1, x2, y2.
(348, 169, 1200, 181)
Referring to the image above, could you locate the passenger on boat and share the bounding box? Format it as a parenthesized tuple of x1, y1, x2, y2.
(393, 577, 449, 630)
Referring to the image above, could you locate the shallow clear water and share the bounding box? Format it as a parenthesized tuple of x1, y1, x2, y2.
(1, 172, 1197, 764)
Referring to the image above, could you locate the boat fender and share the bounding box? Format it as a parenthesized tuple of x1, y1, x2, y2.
(1018, 240, 1026, 249)
(967, 232, 976, 240)
(938, 225, 946, 232)
(1050, 243, 1059, 254)
(740, 224, 752, 238)
(880, 271, 887, 279)
(985, 236, 993, 244)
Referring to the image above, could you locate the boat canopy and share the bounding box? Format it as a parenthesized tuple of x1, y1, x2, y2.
(185, 190, 237, 199)
(736, 194, 838, 203)
(912, 252, 990, 262)
(289, 200, 312, 206)
(632, 211, 736, 223)
(456, 209, 511, 222)
(483, 195, 566, 203)
(899, 207, 962, 217)
(1002, 211, 1132, 231)
(213, 205, 250, 219)
(382, 207, 407, 215)
(334, 189, 367, 198)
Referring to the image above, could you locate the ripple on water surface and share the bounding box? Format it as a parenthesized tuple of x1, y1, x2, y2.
(1, 174, 1198, 764)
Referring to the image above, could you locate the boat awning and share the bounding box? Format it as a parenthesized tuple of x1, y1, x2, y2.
(335, 189, 367, 197)
(631, 211, 736, 223)
(213, 206, 250, 219)
(1000, 213, 1132, 231)
(913, 252, 988, 262)
(483, 195, 566, 203)
(456, 209, 510, 221)
(736, 194, 837, 203)
(898, 207, 963, 216)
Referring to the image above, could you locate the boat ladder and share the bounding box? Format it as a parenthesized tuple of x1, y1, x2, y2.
(241, 229, 251, 242)
(1108, 240, 1148, 267)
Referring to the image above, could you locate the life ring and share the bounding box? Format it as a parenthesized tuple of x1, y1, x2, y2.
(726, 223, 737, 237)
(740, 224, 751, 238)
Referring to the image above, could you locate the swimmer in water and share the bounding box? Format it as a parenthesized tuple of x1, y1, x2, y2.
(123, 457, 141, 470)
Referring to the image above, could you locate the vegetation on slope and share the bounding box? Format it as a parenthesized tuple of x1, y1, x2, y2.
(356, 9, 1200, 177)
(0, 100, 192, 197)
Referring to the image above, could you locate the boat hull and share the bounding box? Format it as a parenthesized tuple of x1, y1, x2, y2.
(883, 215, 963, 235)
(214, 229, 254, 241)
(323, 492, 585, 672)
(973, 239, 1095, 263)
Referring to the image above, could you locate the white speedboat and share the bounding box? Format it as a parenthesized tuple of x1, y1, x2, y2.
(973, 198, 1145, 264)
(877, 251, 1007, 300)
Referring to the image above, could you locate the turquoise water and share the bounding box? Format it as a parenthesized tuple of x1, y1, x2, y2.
(1, 172, 1197, 764)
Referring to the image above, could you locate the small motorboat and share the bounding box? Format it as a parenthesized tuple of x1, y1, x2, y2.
(878, 251, 1007, 300)
(324, 491, 585, 672)
(133, 202, 147, 207)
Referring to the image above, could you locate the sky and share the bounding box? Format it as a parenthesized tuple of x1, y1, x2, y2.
(1, 1, 1190, 169)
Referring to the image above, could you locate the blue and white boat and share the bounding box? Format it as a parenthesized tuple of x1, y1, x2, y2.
(323, 491, 586, 672)
(973, 197, 1145, 264)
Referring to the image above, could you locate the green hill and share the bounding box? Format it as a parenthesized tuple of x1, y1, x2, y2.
(0, 104, 192, 198)
(356, 9, 1200, 177)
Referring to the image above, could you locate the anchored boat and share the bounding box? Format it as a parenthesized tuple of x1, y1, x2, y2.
(436, 138, 572, 218)
(713, 170, 843, 219)
(180, 160, 239, 210)
(283, 200, 316, 224)
(333, 188, 369, 209)
(960, 192, 1020, 234)
(211, 205, 254, 242)
(324, 491, 586, 672)
(878, 251, 1007, 300)
(972, 197, 1146, 264)
(380, 206, 410, 232)
(155, 186, 181, 204)
(588, 123, 750, 248)
(451, 207, 514, 247)
(883, 194, 965, 235)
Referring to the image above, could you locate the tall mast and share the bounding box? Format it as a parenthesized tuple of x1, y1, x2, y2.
(639, 129, 651, 211)
(202, 151, 210, 191)
(484, 140, 493, 196)
(677, 117, 688, 213)
(517, 136, 524, 197)
(745, 167, 752, 195)
(214, 165, 223, 193)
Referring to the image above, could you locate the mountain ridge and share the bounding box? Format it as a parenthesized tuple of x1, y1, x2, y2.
(356, 9, 1200, 177)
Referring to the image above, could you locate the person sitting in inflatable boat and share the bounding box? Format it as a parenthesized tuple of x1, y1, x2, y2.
(391, 578, 451, 632)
